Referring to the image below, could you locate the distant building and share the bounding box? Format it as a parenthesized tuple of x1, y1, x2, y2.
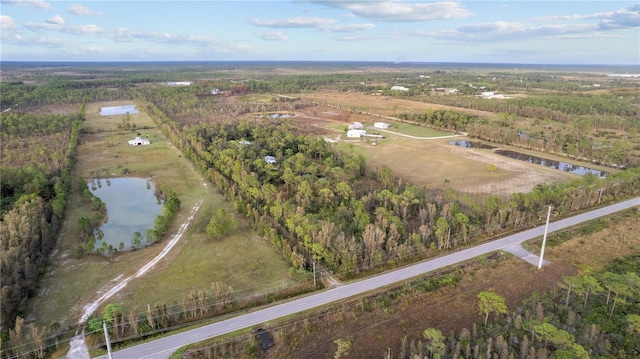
(128, 136, 150, 146)
(166, 81, 193, 86)
(349, 122, 364, 129)
(374, 122, 390, 129)
(264, 155, 277, 164)
(100, 105, 138, 116)
(347, 129, 367, 138)
(391, 85, 409, 91)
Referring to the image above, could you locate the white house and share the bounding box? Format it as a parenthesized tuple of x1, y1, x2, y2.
(348, 122, 364, 129)
(128, 137, 150, 146)
(391, 85, 409, 91)
(347, 130, 367, 138)
(374, 122, 391, 129)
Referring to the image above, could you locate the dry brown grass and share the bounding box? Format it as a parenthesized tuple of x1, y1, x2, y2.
(297, 90, 500, 119)
(292, 93, 578, 199)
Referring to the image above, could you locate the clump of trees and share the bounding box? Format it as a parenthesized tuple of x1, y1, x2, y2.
(393, 255, 640, 359)
(206, 208, 237, 240)
(148, 187, 180, 243)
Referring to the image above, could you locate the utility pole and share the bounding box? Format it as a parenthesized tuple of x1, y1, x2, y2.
(313, 261, 317, 287)
(103, 321, 113, 359)
(538, 205, 553, 269)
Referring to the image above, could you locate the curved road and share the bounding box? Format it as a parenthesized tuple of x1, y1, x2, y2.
(99, 197, 640, 359)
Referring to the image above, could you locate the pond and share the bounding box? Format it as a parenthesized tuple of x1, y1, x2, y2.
(449, 140, 608, 178)
(89, 177, 163, 251)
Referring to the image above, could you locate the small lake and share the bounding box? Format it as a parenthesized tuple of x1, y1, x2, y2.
(89, 177, 163, 251)
(449, 140, 608, 178)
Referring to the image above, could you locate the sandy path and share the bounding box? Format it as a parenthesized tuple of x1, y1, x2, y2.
(78, 201, 202, 324)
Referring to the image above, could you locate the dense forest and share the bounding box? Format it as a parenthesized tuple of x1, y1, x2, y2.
(0, 107, 83, 335)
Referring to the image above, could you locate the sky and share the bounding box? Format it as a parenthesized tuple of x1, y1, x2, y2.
(1, 0, 639, 64)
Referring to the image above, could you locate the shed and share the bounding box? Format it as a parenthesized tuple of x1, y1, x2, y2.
(348, 122, 363, 129)
(347, 129, 366, 138)
(100, 105, 138, 116)
(374, 122, 390, 129)
(128, 137, 150, 146)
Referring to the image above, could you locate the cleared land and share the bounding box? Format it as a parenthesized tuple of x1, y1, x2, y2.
(29, 101, 300, 329)
(292, 95, 582, 198)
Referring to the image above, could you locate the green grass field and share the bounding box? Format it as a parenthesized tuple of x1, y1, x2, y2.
(382, 122, 454, 137)
(29, 101, 299, 328)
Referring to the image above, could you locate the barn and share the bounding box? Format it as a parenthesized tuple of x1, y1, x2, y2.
(100, 105, 138, 116)
(374, 122, 390, 129)
(128, 137, 150, 146)
(347, 130, 367, 138)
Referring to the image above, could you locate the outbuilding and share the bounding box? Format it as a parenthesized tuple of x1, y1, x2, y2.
(374, 122, 390, 129)
(347, 129, 367, 138)
(348, 122, 364, 129)
(128, 137, 150, 146)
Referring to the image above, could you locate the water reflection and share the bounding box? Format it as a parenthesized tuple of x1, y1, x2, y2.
(449, 140, 607, 178)
(89, 177, 163, 251)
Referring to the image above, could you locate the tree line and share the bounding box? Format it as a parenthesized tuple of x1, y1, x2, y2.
(398, 108, 639, 168)
(0, 104, 84, 337)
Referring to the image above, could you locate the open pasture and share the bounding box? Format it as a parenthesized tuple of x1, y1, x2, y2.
(29, 101, 299, 328)
(340, 135, 576, 199)
(293, 93, 578, 199)
(297, 90, 500, 119)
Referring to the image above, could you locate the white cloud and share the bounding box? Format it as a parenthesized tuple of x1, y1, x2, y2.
(34, 36, 69, 47)
(415, 21, 600, 42)
(68, 4, 100, 16)
(255, 31, 288, 41)
(1, 0, 50, 10)
(46, 15, 65, 25)
(0, 15, 18, 30)
(251, 17, 330, 28)
(311, 1, 473, 22)
(404, 3, 640, 44)
(534, 3, 639, 30)
(335, 34, 392, 41)
(250, 16, 374, 32)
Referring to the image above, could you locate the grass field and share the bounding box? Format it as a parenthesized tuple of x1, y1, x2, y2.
(383, 122, 454, 137)
(29, 101, 299, 328)
(293, 92, 581, 199)
(337, 133, 577, 200)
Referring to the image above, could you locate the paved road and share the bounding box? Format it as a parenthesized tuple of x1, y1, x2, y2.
(98, 197, 640, 359)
